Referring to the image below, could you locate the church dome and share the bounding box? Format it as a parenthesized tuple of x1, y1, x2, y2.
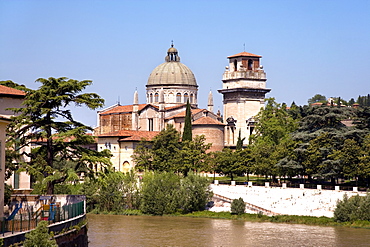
(147, 45, 197, 87)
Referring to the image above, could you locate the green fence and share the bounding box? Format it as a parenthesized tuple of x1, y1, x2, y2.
(1, 201, 85, 235)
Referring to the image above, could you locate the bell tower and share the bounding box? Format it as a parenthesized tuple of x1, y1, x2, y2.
(218, 51, 271, 147)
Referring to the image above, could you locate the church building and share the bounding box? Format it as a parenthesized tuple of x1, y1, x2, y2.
(95, 44, 270, 172)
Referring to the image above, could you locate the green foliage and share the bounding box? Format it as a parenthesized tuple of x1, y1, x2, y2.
(236, 129, 245, 150)
(140, 172, 181, 215)
(214, 148, 245, 181)
(23, 221, 57, 247)
(177, 135, 212, 176)
(133, 125, 211, 175)
(250, 98, 297, 179)
(182, 100, 192, 142)
(82, 168, 141, 212)
(180, 172, 213, 213)
(6, 77, 111, 194)
(334, 193, 370, 222)
(4, 183, 13, 205)
(231, 197, 246, 215)
(133, 125, 182, 172)
(308, 94, 326, 104)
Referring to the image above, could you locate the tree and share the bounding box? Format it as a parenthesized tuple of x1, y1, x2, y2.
(24, 221, 57, 247)
(133, 124, 181, 172)
(182, 100, 192, 142)
(236, 129, 245, 150)
(131, 139, 154, 171)
(330, 139, 362, 184)
(150, 124, 181, 171)
(214, 148, 245, 181)
(249, 98, 297, 180)
(177, 135, 212, 176)
(231, 197, 246, 215)
(180, 172, 213, 213)
(308, 94, 326, 105)
(140, 172, 181, 215)
(7, 77, 111, 194)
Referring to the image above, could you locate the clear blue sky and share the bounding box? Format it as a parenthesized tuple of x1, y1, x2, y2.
(1, 0, 369, 127)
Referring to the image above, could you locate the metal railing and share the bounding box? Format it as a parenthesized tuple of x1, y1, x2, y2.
(1, 201, 85, 236)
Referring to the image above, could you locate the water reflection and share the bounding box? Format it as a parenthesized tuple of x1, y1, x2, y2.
(87, 214, 370, 247)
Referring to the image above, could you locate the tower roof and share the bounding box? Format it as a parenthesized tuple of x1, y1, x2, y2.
(147, 44, 197, 87)
(227, 51, 262, 58)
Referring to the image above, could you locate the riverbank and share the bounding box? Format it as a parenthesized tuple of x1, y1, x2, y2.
(178, 211, 370, 229)
(87, 211, 370, 229)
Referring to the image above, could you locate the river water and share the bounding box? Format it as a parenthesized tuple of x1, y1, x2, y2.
(87, 214, 370, 247)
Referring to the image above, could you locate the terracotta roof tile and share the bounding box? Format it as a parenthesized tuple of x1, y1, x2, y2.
(166, 108, 204, 120)
(100, 104, 148, 114)
(192, 116, 225, 125)
(0, 85, 26, 96)
(98, 130, 159, 141)
(227, 51, 261, 58)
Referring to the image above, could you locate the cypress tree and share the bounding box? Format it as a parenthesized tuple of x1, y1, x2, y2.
(182, 100, 192, 142)
(236, 129, 245, 150)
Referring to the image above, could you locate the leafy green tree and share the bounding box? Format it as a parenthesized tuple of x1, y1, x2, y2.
(334, 194, 370, 222)
(24, 221, 57, 247)
(0, 80, 28, 91)
(308, 94, 326, 104)
(96, 169, 126, 212)
(151, 124, 181, 171)
(250, 98, 297, 180)
(131, 139, 154, 171)
(133, 124, 181, 172)
(330, 139, 362, 184)
(140, 172, 181, 215)
(178, 135, 212, 176)
(7, 77, 111, 194)
(231, 197, 245, 215)
(214, 149, 245, 181)
(358, 134, 370, 185)
(235, 147, 253, 181)
(182, 100, 192, 142)
(180, 172, 213, 213)
(348, 98, 355, 106)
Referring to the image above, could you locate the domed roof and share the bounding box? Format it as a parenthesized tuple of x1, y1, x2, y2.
(147, 45, 197, 87)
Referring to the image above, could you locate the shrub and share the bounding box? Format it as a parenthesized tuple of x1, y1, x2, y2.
(180, 172, 213, 213)
(140, 172, 181, 215)
(334, 193, 370, 222)
(231, 197, 245, 215)
(23, 221, 57, 247)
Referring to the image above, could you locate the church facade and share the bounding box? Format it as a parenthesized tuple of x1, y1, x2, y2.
(95, 45, 270, 172)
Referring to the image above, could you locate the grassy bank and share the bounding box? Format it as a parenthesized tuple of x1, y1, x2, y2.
(179, 211, 370, 229)
(88, 210, 370, 229)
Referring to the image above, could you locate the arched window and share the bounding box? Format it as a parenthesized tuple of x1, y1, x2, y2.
(184, 93, 189, 103)
(234, 60, 237, 71)
(176, 93, 181, 103)
(169, 92, 174, 102)
(190, 94, 194, 103)
(248, 59, 253, 70)
(154, 93, 159, 102)
(121, 161, 130, 173)
(149, 93, 153, 103)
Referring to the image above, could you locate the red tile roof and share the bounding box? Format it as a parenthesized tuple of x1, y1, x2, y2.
(0, 85, 26, 96)
(192, 116, 225, 125)
(166, 108, 204, 120)
(227, 51, 262, 58)
(100, 104, 148, 114)
(98, 130, 159, 141)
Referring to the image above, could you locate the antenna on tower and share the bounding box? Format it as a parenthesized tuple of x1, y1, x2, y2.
(117, 96, 120, 105)
(243, 43, 246, 52)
